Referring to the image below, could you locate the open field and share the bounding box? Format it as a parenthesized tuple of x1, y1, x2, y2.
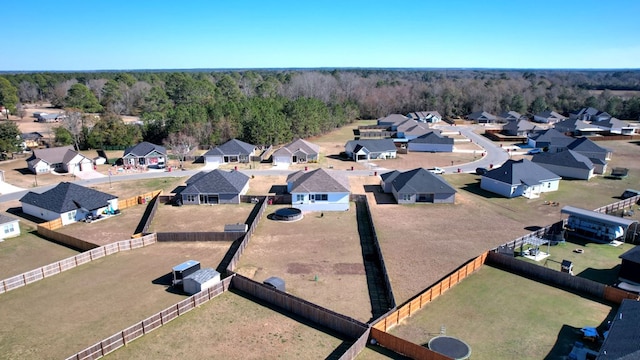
(105, 290, 347, 360)
(0, 224, 79, 279)
(389, 266, 613, 360)
(150, 203, 256, 232)
(236, 203, 372, 322)
(0, 241, 231, 359)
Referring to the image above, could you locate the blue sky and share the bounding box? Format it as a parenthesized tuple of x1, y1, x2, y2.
(3, 0, 639, 71)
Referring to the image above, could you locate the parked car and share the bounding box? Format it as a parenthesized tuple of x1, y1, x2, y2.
(527, 148, 543, 155)
(475, 167, 488, 175)
(427, 167, 445, 174)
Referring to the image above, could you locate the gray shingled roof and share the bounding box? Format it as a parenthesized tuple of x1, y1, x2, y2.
(204, 139, 256, 156)
(531, 150, 594, 170)
(503, 119, 537, 134)
(27, 145, 75, 163)
(409, 131, 454, 145)
(377, 114, 409, 125)
(287, 168, 350, 193)
(389, 168, 457, 194)
(274, 138, 319, 157)
(483, 159, 560, 185)
(467, 111, 497, 121)
(346, 139, 396, 153)
(528, 128, 572, 143)
(498, 111, 522, 120)
(535, 110, 566, 120)
(184, 268, 220, 284)
(0, 214, 18, 225)
(181, 169, 249, 195)
(596, 299, 640, 359)
(567, 137, 610, 154)
(124, 142, 166, 157)
(20, 182, 117, 213)
(620, 246, 640, 263)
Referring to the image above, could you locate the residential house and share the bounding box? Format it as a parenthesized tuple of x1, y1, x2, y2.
(531, 150, 595, 180)
(596, 299, 640, 359)
(344, 139, 397, 162)
(204, 139, 258, 166)
(407, 131, 454, 152)
(287, 168, 350, 211)
(179, 169, 249, 205)
(502, 119, 540, 137)
(498, 111, 524, 122)
(407, 111, 442, 123)
(20, 182, 118, 225)
(380, 168, 456, 204)
(467, 111, 498, 123)
(591, 117, 637, 135)
(272, 138, 320, 167)
(394, 119, 432, 140)
(377, 114, 410, 127)
(35, 112, 67, 123)
(565, 137, 612, 174)
(553, 118, 608, 137)
(21, 132, 45, 150)
(26, 145, 93, 174)
(569, 107, 601, 121)
(122, 142, 167, 168)
(0, 214, 20, 240)
(527, 128, 573, 149)
(533, 110, 566, 124)
(480, 159, 561, 199)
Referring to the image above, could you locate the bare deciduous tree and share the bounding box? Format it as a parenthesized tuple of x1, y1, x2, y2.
(164, 132, 198, 169)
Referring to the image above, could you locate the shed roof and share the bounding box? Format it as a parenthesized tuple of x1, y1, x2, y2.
(184, 268, 220, 284)
(172, 260, 200, 272)
(561, 206, 637, 228)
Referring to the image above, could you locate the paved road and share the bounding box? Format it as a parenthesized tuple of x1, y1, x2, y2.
(0, 124, 511, 202)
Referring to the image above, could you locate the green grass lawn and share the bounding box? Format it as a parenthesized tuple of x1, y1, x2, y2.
(520, 240, 634, 285)
(388, 266, 614, 360)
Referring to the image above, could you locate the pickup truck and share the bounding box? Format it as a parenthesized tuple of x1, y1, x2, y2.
(427, 167, 445, 174)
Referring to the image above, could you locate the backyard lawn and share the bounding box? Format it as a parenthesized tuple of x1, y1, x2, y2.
(388, 266, 614, 360)
(0, 241, 231, 360)
(105, 290, 347, 360)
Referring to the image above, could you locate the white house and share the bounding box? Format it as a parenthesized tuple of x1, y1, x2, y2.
(20, 182, 118, 225)
(0, 214, 20, 240)
(272, 138, 320, 167)
(481, 159, 561, 199)
(344, 139, 397, 162)
(287, 168, 350, 211)
(531, 150, 595, 180)
(26, 146, 93, 174)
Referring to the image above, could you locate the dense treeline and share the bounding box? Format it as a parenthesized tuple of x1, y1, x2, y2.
(0, 69, 639, 151)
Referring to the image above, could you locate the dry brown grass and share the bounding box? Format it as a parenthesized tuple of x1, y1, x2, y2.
(236, 203, 372, 322)
(150, 203, 255, 232)
(0, 241, 231, 360)
(104, 291, 346, 360)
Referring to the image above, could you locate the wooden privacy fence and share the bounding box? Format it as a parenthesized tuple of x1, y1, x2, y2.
(498, 220, 565, 251)
(231, 275, 368, 339)
(38, 225, 99, 251)
(487, 252, 639, 305)
(0, 234, 157, 295)
(339, 328, 372, 360)
(225, 197, 268, 272)
(373, 252, 488, 333)
(370, 328, 452, 360)
(593, 194, 640, 214)
(119, 190, 162, 210)
(66, 276, 233, 360)
(156, 232, 245, 242)
(132, 192, 161, 237)
(39, 217, 63, 230)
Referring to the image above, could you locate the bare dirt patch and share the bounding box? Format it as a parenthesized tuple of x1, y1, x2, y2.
(236, 203, 372, 322)
(0, 241, 231, 360)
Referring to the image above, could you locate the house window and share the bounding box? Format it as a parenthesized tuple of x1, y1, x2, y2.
(402, 194, 411, 201)
(314, 194, 328, 201)
(4, 223, 14, 234)
(296, 194, 305, 202)
(67, 211, 75, 221)
(547, 182, 551, 188)
(186, 195, 196, 202)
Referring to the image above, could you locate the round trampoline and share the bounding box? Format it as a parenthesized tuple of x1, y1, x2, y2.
(273, 207, 303, 221)
(428, 336, 471, 360)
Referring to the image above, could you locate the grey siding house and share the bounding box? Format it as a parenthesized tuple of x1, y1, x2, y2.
(380, 168, 456, 204)
(531, 150, 595, 180)
(344, 139, 397, 162)
(407, 131, 454, 152)
(180, 169, 250, 205)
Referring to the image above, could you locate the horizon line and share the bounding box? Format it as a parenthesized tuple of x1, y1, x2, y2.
(2, 66, 640, 74)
